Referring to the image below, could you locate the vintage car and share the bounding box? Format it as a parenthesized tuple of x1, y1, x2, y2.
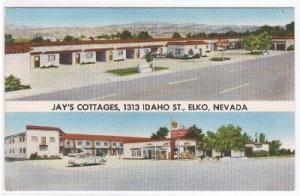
(67, 149, 106, 167)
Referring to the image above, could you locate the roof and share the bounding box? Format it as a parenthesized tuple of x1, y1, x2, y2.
(62, 133, 150, 143)
(26, 125, 64, 134)
(166, 40, 207, 46)
(5, 132, 26, 139)
(272, 36, 294, 40)
(5, 43, 32, 54)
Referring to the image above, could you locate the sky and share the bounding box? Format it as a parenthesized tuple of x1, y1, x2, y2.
(5, 8, 294, 27)
(5, 112, 294, 149)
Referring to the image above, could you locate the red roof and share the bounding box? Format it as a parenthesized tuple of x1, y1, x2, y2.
(26, 125, 64, 133)
(166, 40, 207, 46)
(171, 129, 189, 138)
(62, 133, 150, 143)
(272, 36, 294, 40)
(5, 43, 32, 54)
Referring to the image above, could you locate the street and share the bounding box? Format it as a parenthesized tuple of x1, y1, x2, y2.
(14, 52, 294, 101)
(5, 157, 295, 191)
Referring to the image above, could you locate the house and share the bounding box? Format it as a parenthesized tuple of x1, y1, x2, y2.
(245, 143, 269, 156)
(5, 125, 63, 159)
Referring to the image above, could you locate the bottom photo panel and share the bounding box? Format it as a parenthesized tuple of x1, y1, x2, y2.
(5, 112, 295, 191)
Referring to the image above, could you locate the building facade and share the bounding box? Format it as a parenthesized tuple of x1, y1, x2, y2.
(5, 125, 62, 159)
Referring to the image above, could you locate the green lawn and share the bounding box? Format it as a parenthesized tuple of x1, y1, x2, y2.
(210, 57, 231, 61)
(107, 66, 168, 76)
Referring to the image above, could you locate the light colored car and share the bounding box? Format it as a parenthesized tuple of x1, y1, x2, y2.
(67, 154, 106, 167)
(67, 149, 106, 167)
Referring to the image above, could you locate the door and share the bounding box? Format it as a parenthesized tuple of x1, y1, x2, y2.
(75, 53, 80, 64)
(108, 50, 113, 61)
(34, 56, 40, 68)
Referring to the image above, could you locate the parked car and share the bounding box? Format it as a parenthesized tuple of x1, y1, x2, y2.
(67, 149, 107, 167)
(67, 154, 106, 167)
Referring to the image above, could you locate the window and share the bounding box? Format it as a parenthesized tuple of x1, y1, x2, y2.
(9, 149, 11, 154)
(20, 148, 22, 154)
(120, 143, 123, 147)
(86, 52, 93, 59)
(175, 48, 183, 55)
(96, 142, 100, 146)
(19, 137, 22, 142)
(12, 138, 14, 143)
(31, 136, 38, 142)
(50, 137, 55, 143)
(66, 141, 70, 145)
(41, 137, 47, 145)
(137, 150, 141, 157)
(39, 146, 48, 151)
(118, 50, 123, 56)
(86, 141, 91, 146)
(113, 142, 116, 146)
(23, 148, 26, 154)
(48, 55, 55, 61)
(12, 149, 14, 154)
(104, 142, 108, 146)
(77, 141, 82, 145)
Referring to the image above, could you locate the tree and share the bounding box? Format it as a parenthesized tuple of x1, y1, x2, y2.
(64, 35, 77, 42)
(200, 131, 217, 156)
(258, 132, 267, 144)
(243, 34, 259, 53)
(286, 22, 294, 36)
(137, 31, 152, 39)
(257, 32, 273, 52)
(5, 34, 14, 43)
(187, 125, 204, 142)
(32, 36, 44, 42)
(151, 127, 169, 139)
(186, 33, 192, 38)
(269, 140, 282, 156)
(214, 124, 246, 157)
(120, 30, 133, 40)
(171, 32, 181, 39)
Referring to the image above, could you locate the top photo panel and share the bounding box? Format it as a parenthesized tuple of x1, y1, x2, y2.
(5, 8, 294, 101)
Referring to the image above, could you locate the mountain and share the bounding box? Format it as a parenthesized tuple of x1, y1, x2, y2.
(5, 22, 260, 39)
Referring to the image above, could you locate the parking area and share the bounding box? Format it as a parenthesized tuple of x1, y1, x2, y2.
(5, 156, 294, 191)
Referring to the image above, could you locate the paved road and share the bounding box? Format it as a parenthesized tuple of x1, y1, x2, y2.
(5, 157, 294, 191)
(15, 52, 294, 100)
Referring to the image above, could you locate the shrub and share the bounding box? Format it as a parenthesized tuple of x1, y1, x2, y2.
(42, 155, 48, 159)
(202, 55, 208, 58)
(287, 44, 294, 51)
(80, 62, 96, 65)
(40, 65, 58, 69)
(252, 150, 269, 157)
(166, 53, 175, 58)
(30, 153, 42, 160)
(205, 50, 211, 53)
(210, 57, 230, 61)
(5, 75, 31, 92)
(192, 54, 201, 59)
(182, 55, 189, 60)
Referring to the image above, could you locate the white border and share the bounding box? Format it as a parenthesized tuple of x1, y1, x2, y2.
(0, 1, 299, 196)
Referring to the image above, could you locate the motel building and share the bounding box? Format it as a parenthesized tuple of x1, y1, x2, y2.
(5, 125, 63, 159)
(5, 36, 293, 85)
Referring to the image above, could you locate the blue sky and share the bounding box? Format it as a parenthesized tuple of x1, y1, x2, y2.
(5, 112, 294, 149)
(5, 8, 294, 27)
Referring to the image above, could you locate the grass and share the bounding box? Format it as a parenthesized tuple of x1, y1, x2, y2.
(107, 66, 168, 76)
(210, 57, 231, 61)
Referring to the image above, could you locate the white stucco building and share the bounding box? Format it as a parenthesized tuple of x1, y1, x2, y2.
(5, 125, 62, 159)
